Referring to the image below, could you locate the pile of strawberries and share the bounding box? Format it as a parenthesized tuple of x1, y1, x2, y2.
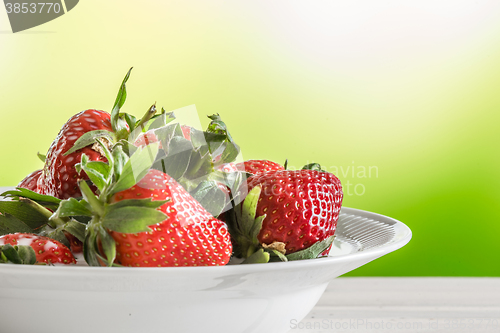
(0, 70, 343, 267)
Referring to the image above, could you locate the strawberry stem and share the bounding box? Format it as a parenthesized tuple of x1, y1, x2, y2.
(78, 180, 105, 217)
(111, 68, 133, 133)
(135, 103, 157, 131)
(18, 198, 66, 228)
(246, 245, 256, 258)
(241, 249, 270, 264)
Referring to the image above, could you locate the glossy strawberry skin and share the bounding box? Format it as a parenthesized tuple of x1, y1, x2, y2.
(63, 231, 83, 254)
(237, 160, 284, 176)
(39, 110, 112, 199)
(0, 233, 76, 265)
(246, 169, 343, 255)
(18, 170, 43, 192)
(109, 169, 232, 267)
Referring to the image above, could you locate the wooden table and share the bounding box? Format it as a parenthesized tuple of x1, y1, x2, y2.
(288, 278, 500, 333)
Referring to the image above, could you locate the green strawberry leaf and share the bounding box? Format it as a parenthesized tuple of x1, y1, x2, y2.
(302, 163, 326, 172)
(148, 110, 175, 130)
(1, 188, 61, 210)
(17, 245, 38, 264)
(106, 198, 168, 210)
(111, 67, 133, 133)
(64, 130, 115, 156)
(241, 248, 270, 264)
(1, 244, 23, 264)
(190, 181, 227, 217)
(134, 104, 158, 135)
(95, 138, 114, 166)
(154, 123, 177, 142)
(95, 252, 123, 267)
(155, 137, 193, 180)
(83, 227, 100, 267)
(285, 235, 336, 261)
(219, 170, 249, 209)
(155, 123, 184, 152)
(166, 134, 195, 157)
(111, 145, 128, 179)
(77, 154, 107, 192)
(212, 169, 247, 192)
(64, 219, 87, 243)
(189, 128, 209, 149)
(98, 227, 116, 267)
(87, 161, 111, 181)
(0, 201, 50, 230)
(0, 244, 38, 265)
(110, 142, 160, 195)
(183, 149, 214, 183)
(267, 249, 288, 262)
(189, 128, 229, 159)
(37, 152, 46, 163)
(102, 206, 167, 233)
(116, 139, 137, 158)
(250, 215, 266, 241)
(123, 113, 137, 132)
(114, 122, 131, 142)
(240, 186, 261, 235)
(0, 213, 35, 236)
(205, 133, 227, 154)
(0, 244, 21, 264)
(51, 198, 93, 219)
(83, 225, 122, 267)
(206, 114, 234, 143)
(215, 142, 240, 166)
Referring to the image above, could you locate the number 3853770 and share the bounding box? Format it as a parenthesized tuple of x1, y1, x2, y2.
(5, 3, 62, 14)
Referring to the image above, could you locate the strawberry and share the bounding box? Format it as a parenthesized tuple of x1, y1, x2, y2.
(64, 231, 84, 254)
(52, 137, 234, 267)
(107, 169, 232, 267)
(0, 233, 76, 265)
(18, 169, 42, 192)
(36, 69, 144, 200)
(227, 164, 343, 263)
(38, 109, 112, 199)
(236, 159, 285, 176)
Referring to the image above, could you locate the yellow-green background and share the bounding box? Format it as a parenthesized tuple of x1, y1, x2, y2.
(0, 0, 499, 276)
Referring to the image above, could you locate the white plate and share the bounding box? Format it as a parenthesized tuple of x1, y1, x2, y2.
(0, 187, 411, 333)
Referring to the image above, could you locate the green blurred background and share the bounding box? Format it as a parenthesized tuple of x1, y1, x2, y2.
(0, 0, 499, 276)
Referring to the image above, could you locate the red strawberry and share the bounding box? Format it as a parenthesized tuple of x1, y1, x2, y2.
(229, 167, 343, 261)
(39, 109, 112, 199)
(0, 233, 76, 265)
(237, 159, 285, 176)
(18, 170, 42, 192)
(63, 231, 83, 254)
(106, 169, 232, 267)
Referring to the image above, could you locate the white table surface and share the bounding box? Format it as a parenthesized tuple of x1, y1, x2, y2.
(287, 277, 500, 333)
